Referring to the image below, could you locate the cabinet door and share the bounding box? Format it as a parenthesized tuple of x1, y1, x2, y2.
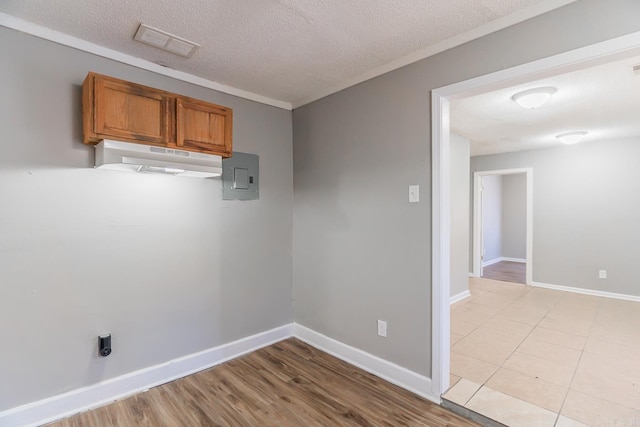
(94, 75, 171, 145)
(176, 97, 232, 157)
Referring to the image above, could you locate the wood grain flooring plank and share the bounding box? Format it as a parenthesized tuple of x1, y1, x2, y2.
(227, 362, 328, 425)
(482, 261, 526, 284)
(45, 338, 478, 427)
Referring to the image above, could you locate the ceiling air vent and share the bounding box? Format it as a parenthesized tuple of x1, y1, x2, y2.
(133, 24, 200, 58)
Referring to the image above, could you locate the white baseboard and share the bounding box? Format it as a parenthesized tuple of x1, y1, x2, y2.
(450, 290, 471, 305)
(531, 281, 640, 302)
(1, 323, 443, 425)
(293, 324, 440, 404)
(482, 256, 526, 267)
(502, 257, 526, 263)
(0, 324, 294, 427)
(482, 258, 502, 267)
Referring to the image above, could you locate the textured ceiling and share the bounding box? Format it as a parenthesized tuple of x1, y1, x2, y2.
(451, 54, 640, 156)
(0, 0, 575, 107)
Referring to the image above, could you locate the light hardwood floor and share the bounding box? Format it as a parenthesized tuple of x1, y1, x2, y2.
(47, 338, 478, 427)
(446, 277, 640, 427)
(482, 261, 525, 285)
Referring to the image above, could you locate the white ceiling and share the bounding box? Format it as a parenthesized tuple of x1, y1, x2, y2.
(451, 54, 640, 156)
(0, 0, 576, 108)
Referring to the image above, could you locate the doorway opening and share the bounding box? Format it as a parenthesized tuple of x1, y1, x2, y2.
(473, 169, 532, 286)
(430, 30, 640, 403)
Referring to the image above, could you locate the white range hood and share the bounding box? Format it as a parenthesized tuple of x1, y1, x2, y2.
(94, 140, 223, 178)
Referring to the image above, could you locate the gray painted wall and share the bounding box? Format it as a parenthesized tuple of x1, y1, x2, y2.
(0, 27, 293, 411)
(450, 134, 470, 297)
(4, 0, 640, 411)
(502, 174, 527, 260)
(472, 138, 640, 296)
(293, 0, 640, 377)
(481, 175, 503, 264)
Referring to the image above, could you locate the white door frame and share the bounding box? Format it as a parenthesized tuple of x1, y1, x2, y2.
(472, 169, 533, 285)
(430, 31, 640, 397)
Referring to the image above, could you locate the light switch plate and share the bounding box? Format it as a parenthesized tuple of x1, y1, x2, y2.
(409, 185, 419, 203)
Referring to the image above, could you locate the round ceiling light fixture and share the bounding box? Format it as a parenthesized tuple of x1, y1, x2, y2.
(512, 87, 557, 109)
(556, 131, 588, 145)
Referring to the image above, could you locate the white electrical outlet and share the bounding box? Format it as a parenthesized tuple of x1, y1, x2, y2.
(377, 320, 387, 337)
(599, 270, 607, 279)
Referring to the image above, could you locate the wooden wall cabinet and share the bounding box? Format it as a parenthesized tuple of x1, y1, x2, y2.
(82, 72, 233, 157)
(177, 97, 232, 155)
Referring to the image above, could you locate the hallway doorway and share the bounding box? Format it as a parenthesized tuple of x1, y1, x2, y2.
(472, 169, 532, 286)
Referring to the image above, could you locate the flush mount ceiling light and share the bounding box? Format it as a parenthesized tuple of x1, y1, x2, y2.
(134, 24, 200, 58)
(512, 87, 557, 109)
(556, 131, 588, 145)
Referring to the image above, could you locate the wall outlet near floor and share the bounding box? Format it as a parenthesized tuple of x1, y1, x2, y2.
(377, 320, 387, 337)
(599, 270, 607, 279)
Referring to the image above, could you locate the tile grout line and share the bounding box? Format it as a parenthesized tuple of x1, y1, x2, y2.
(451, 280, 529, 406)
(553, 295, 606, 427)
(459, 280, 640, 426)
(455, 281, 555, 414)
(456, 280, 581, 421)
(473, 285, 566, 417)
(548, 291, 586, 427)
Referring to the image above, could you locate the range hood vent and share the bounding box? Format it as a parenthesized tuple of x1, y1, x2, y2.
(94, 140, 223, 178)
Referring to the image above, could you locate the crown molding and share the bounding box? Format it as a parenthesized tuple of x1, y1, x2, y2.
(0, 1, 578, 111)
(291, 0, 578, 108)
(0, 13, 293, 111)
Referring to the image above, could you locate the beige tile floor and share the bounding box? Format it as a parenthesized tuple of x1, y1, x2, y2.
(444, 277, 640, 427)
